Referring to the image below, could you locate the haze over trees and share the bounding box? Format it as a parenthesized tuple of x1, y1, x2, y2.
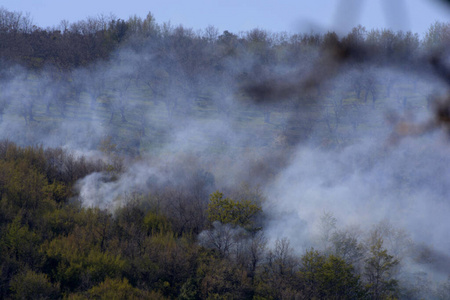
(0, 6, 450, 299)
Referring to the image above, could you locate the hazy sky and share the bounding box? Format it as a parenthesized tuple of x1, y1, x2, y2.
(2, 0, 450, 35)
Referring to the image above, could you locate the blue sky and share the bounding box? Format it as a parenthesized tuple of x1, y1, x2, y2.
(2, 0, 450, 36)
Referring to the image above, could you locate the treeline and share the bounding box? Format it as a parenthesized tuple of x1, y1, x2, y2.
(1, 7, 449, 73)
(0, 8, 127, 70)
(0, 141, 449, 299)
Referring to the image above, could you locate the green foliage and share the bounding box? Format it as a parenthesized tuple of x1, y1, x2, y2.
(85, 250, 126, 285)
(0, 215, 41, 267)
(318, 255, 365, 299)
(43, 231, 126, 290)
(301, 249, 326, 282)
(74, 277, 165, 300)
(143, 210, 172, 235)
(43, 204, 80, 237)
(43, 181, 69, 203)
(179, 277, 200, 300)
(207, 191, 262, 230)
(299, 249, 366, 299)
(0, 158, 49, 212)
(9, 270, 60, 299)
(146, 232, 197, 298)
(364, 238, 399, 300)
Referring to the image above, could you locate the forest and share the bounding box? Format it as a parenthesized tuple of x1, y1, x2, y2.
(1, 6, 450, 299)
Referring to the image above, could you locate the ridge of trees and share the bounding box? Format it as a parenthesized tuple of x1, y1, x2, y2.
(0, 7, 448, 73)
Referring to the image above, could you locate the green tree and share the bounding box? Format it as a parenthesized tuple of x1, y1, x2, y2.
(300, 248, 326, 298)
(299, 249, 366, 299)
(0, 215, 41, 268)
(318, 255, 365, 299)
(207, 191, 261, 230)
(364, 237, 399, 300)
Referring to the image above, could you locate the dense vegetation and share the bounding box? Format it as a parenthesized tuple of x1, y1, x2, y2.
(0, 140, 439, 299)
(0, 7, 450, 299)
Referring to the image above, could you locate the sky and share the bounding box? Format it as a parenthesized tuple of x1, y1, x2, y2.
(1, 0, 450, 36)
